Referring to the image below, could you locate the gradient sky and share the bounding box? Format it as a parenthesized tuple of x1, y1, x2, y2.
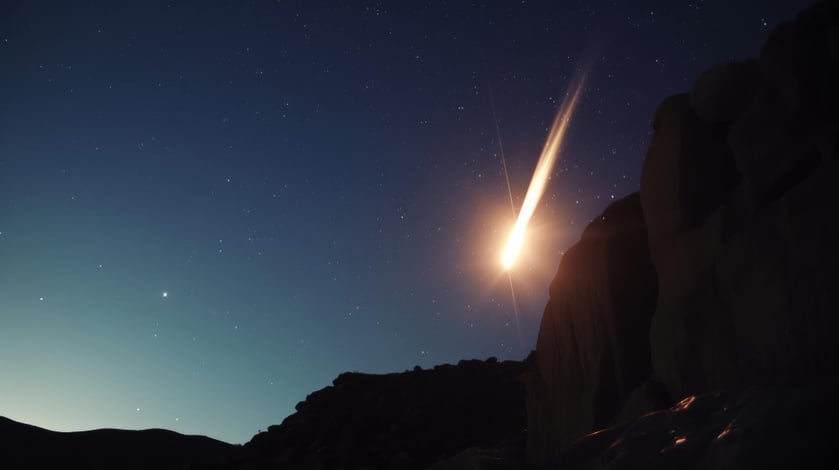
(1, 0, 811, 444)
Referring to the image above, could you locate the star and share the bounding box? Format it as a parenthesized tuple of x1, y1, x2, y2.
(162, 291, 168, 298)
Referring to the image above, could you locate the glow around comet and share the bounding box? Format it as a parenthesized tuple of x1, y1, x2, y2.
(501, 71, 589, 270)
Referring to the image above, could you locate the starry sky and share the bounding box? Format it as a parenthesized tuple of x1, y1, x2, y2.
(0, 0, 811, 444)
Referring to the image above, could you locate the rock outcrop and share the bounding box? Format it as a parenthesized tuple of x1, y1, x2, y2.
(643, 0, 839, 400)
(525, 193, 660, 463)
(527, 0, 839, 465)
(221, 358, 526, 470)
(554, 385, 838, 470)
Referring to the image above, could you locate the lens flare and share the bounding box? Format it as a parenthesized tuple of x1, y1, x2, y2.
(501, 71, 589, 270)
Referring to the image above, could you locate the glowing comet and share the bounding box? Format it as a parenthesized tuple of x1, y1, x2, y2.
(500, 71, 589, 270)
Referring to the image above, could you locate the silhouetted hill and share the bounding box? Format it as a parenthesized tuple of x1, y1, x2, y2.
(0, 415, 235, 469)
(211, 358, 526, 470)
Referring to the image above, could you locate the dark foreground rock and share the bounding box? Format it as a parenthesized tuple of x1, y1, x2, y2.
(642, 0, 839, 400)
(527, 0, 839, 466)
(554, 385, 839, 470)
(0, 415, 235, 470)
(525, 194, 660, 462)
(425, 385, 839, 470)
(215, 358, 526, 470)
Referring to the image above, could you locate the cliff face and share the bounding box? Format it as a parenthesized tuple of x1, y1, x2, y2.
(527, 0, 839, 464)
(525, 193, 658, 463)
(643, 0, 839, 398)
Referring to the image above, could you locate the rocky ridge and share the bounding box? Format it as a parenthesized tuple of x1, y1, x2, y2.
(214, 358, 526, 470)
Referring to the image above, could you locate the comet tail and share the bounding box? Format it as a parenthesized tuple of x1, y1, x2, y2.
(501, 72, 588, 270)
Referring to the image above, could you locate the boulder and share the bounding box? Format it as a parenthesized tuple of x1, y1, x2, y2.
(526, 193, 658, 464)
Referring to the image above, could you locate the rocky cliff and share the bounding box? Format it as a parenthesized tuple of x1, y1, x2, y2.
(644, 0, 839, 399)
(526, 0, 839, 465)
(525, 193, 660, 463)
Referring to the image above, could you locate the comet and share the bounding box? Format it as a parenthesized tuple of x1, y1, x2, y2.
(500, 70, 589, 270)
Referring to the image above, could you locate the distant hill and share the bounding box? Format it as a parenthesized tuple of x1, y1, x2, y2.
(0, 358, 526, 470)
(0, 415, 236, 469)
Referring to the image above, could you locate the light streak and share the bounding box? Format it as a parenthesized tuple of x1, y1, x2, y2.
(500, 71, 589, 270)
(489, 83, 523, 341)
(488, 84, 515, 216)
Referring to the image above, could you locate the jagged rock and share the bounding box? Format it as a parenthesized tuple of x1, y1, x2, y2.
(223, 358, 525, 470)
(553, 386, 839, 470)
(689, 60, 760, 124)
(641, 0, 839, 402)
(526, 193, 658, 464)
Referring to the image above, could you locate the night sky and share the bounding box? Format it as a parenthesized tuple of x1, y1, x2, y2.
(1, 0, 811, 444)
